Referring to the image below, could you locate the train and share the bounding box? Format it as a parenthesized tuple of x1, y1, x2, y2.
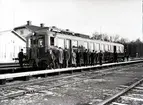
(24, 27, 124, 69)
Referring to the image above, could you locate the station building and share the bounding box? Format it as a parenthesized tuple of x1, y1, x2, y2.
(0, 30, 26, 63)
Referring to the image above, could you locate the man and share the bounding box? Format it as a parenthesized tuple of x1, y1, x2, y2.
(76, 49, 81, 67)
(59, 47, 64, 68)
(99, 50, 103, 65)
(114, 51, 118, 62)
(90, 50, 95, 65)
(52, 46, 60, 68)
(18, 49, 24, 68)
(87, 50, 91, 65)
(63, 48, 70, 68)
(83, 49, 88, 66)
(94, 51, 97, 65)
(72, 50, 76, 67)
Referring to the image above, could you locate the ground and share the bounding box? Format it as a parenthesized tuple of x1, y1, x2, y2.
(0, 63, 143, 105)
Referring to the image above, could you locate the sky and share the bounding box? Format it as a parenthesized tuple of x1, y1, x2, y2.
(0, 0, 142, 41)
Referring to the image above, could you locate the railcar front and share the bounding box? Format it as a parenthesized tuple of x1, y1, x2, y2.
(26, 30, 51, 69)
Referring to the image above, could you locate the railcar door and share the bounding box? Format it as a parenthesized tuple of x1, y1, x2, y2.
(37, 35, 45, 58)
(113, 46, 116, 53)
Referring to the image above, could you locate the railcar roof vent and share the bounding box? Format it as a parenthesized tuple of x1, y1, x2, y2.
(40, 23, 44, 27)
(65, 29, 69, 31)
(52, 26, 56, 28)
(27, 21, 32, 25)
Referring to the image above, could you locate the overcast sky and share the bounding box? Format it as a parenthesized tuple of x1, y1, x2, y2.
(0, 0, 142, 41)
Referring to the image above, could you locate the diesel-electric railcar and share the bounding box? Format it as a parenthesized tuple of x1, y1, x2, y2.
(25, 27, 124, 68)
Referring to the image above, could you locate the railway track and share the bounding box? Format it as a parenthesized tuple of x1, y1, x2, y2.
(0, 64, 137, 101)
(0, 63, 142, 103)
(98, 77, 143, 105)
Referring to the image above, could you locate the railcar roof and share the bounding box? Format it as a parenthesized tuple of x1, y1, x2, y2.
(13, 24, 123, 46)
(14, 25, 48, 32)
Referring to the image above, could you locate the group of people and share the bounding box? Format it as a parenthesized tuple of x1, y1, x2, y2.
(18, 46, 120, 69)
(46, 47, 104, 69)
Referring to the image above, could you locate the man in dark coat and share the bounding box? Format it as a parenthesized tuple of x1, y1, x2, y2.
(18, 49, 24, 68)
(99, 50, 103, 65)
(87, 50, 91, 65)
(94, 51, 97, 65)
(90, 50, 95, 65)
(63, 48, 70, 68)
(114, 52, 118, 62)
(76, 49, 81, 67)
(83, 49, 88, 66)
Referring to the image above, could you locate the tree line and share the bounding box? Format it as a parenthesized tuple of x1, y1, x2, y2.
(92, 32, 143, 58)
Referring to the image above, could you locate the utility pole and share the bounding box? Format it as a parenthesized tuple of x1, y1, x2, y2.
(142, 0, 143, 42)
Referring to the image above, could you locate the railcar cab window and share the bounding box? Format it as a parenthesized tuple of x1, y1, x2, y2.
(32, 36, 37, 45)
(38, 39, 44, 47)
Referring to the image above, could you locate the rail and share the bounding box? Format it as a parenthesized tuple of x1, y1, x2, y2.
(97, 77, 143, 105)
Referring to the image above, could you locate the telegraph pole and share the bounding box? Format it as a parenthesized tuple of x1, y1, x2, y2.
(142, 0, 143, 41)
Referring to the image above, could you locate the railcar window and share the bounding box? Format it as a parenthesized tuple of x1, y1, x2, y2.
(101, 44, 104, 51)
(50, 37, 54, 46)
(28, 38, 31, 47)
(96, 43, 100, 51)
(108, 45, 110, 51)
(72, 40, 78, 48)
(110, 45, 113, 52)
(105, 44, 108, 51)
(58, 38, 64, 48)
(66, 40, 70, 49)
(121, 46, 123, 52)
(84, 42, 88, 49)
(89, 43, 94, 51)
(118, 46, 119, 52)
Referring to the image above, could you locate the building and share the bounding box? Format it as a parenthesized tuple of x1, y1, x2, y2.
(0, 30, 26, 63)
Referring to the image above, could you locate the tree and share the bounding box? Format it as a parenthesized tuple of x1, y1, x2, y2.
(118, 38, 128, 44)
(102, 34, 109, 41)
(92, 32, 110, 41)
(113, 34, 120, 42)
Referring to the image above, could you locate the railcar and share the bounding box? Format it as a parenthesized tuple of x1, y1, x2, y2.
(26, 27, 124, 69)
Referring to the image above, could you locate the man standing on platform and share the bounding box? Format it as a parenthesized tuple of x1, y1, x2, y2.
(99, 50, 103, 65)
(18, 49, 24, 68)
(64, 48, 70, 68)
(114, 51, 118, 62)
(94, 51, 97, 65)
(59, 47, 64, 68)
(76, 49, 81, 67)
(83, 49, 88, 66)
(91, 50, 95, 65)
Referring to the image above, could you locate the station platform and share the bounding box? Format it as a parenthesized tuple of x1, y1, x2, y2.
(0, 60, 143, 85)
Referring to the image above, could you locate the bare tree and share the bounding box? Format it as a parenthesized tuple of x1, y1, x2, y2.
(102, 34, 109, 41)
(113, 34, 120, 42)
(118, 38, 128, 44)
(92, 32, 110, 41)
